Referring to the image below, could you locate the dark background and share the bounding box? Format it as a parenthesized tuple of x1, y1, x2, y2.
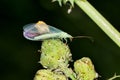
(0, 0, 120, 80)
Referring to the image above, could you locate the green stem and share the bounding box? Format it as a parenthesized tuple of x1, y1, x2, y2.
(59, 63, 77, 80)
(64, 68, 77, 80)
(108, 75, 120, 80)
(75, 0, 120, 47)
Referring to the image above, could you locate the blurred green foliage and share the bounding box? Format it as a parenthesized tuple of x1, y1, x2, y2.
(0, 0, 120, 80)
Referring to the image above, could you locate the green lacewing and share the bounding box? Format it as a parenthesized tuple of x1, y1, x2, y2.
(23, 21, 72, 41)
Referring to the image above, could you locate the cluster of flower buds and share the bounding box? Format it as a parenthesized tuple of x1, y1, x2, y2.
(34, 39, 98, 80)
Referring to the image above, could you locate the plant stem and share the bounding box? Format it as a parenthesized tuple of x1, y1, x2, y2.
(108, 75, 120, 80)
(75, 0, 120, 47)
(60, 64, 77, 80)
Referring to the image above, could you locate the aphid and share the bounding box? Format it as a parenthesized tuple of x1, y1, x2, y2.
(23, 21, 72, 41)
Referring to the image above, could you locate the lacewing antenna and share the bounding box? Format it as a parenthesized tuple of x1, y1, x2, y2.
(70, 36, 94, 42)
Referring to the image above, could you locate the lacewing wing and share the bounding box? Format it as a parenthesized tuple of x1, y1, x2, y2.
(23, 21, 72, 41)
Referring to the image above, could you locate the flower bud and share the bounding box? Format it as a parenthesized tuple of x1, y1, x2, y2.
(74, 57, 98, 80)
(40, 39, 72, 69)
(34, 69, 67, 80)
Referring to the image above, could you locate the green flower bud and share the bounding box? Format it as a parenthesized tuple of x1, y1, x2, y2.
(74, 57, 98, 80)
(40, 39, 72, 69)
(34, 69, 67, 80)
